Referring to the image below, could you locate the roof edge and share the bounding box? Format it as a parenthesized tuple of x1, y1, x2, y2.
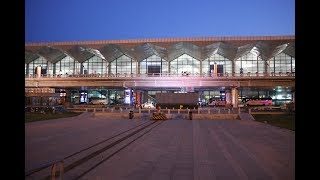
(25, 35, 295, 47)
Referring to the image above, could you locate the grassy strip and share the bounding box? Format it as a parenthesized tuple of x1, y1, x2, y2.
(252, 114, 295, 131)
(25, 112, 82, 123)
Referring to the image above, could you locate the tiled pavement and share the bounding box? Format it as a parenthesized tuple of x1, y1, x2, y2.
(25, 112, 294, 180)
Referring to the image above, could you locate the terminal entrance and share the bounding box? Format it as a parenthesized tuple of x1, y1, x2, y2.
(148, 65, 161, 75)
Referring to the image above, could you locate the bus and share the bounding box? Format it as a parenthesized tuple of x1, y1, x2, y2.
(242, 97, 272, 106)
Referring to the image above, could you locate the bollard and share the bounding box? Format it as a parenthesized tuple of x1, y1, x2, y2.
(208, 108, 210, 114)
(218, 108, 220, 114)
(238, 107, 240, 114)
(138, 108, 141, 114)
(198, 108, 200, 114)
(102, 108, 105, 112)
(59, 161, 64, 180)
(94, 108, 96, 113)
(51, 163, 56, 180)
(178, 109, 180, 114)
(189, 111, 193, 120)
(111, 108, 114, 112)
(120, 108, 123, 112)
(228, 109, 230, 114)
(249, 108, 251, 114)
(129, 110, 134, 119)
(168, 109, 170, 114)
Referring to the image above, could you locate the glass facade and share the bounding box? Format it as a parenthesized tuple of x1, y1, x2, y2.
(26, 57, 53, 75)
(140, 55, 168, 75)
(202, 90, 222, 101)
(202, 53, 232, 76)
(82, 56, 106, 75)
(269, 52, 295, 74)
(235, 48, 265, 74)
(55, 56, 81, 75)
(110, 55, 136, 75)
(25, 39, 295, 107)
(24, 50, 294, 77)
(170, 54, 200, 75)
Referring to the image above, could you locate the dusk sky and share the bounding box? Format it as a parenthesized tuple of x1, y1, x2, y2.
(25, 0, 295, 43)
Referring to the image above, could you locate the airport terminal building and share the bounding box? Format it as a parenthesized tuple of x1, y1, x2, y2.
(25, 36, 295, 108)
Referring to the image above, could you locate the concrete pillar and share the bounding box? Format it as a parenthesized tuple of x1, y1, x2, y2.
(232, 87, 239, 108)
(213, 63, 218, 77)
(225, 89, 231, 105)
(36, 66, 41, 78)
(136, 90, 141, 106)
(137, 61, 140, 75)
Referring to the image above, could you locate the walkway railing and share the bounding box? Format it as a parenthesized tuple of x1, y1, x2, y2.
(25, 72, 295, 79)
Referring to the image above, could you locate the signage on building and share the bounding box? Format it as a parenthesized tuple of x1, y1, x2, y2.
(25, 88, 55, 94)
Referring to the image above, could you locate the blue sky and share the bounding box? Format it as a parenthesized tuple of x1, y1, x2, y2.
(25, 0, 295, 43)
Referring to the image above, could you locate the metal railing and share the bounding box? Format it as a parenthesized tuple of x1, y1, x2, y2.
(25, 72, 295, 79)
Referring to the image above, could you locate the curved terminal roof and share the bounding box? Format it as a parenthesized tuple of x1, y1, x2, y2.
(25, 36, 295, 63)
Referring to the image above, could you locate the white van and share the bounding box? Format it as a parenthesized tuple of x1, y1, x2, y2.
(89, 98, 108, 105)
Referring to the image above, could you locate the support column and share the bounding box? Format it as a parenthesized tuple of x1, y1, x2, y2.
(80, 63, 84, 74)
(108, 62, 111, 75)
(232, 60, 235, 76)
(26, 64, 29, 75)
(213, 63, 218, 76)
(36, 66, 41, 78)
(265, 60, 269, 76)
(225, 89, 231, 106)
(136, 90, 141, 106)
(231, 87, 239, 108)
(200, 60, 202, 74)
(137, 61, 140, 75)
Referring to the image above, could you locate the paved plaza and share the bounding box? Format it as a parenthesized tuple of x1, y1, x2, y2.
(25, 112, 295, 180)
